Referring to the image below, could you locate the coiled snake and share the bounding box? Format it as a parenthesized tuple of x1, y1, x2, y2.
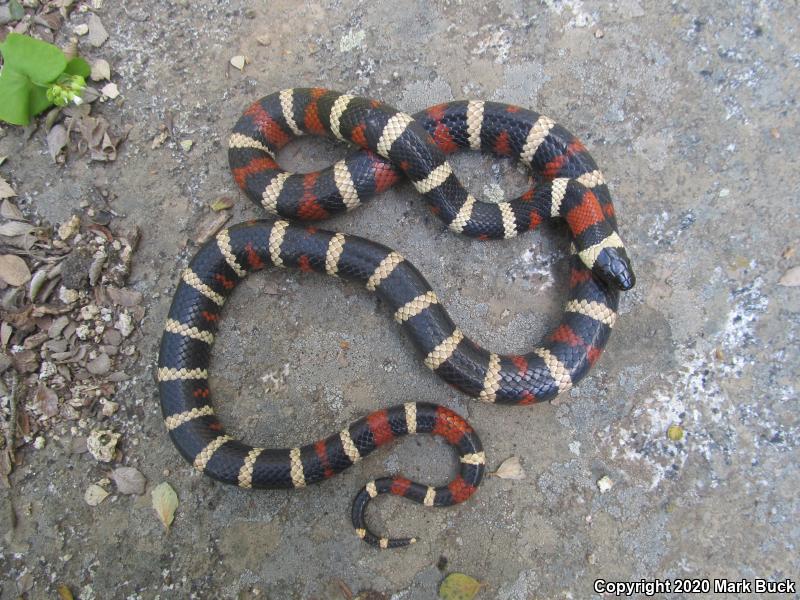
(157, 88, 635, 548)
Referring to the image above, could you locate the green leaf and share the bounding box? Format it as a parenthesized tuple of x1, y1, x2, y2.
(0, 33, 66, 84)
(29, 85, 53, 118)
(0, 68, 31, 125)
(65, 57, 91, 78)
(439, 573, 482, 600)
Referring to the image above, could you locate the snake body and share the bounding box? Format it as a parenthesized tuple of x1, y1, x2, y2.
(158, 88, 635, 548)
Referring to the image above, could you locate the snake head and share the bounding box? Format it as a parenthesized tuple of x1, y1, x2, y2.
(593, 246, 636, 291)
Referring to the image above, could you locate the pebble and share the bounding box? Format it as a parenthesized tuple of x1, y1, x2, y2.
(58, 215, 81, 240)
(100, 398, 118, 416)
(110, 466, 146, 495)
(87, 429, 120, 462)
(115, 313, 133, 337)
(86, 353, 111, 375)
(597, 475, 614, 493)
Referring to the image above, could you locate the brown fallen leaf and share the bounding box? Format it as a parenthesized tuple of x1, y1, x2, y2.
(57, 584, 74, 600)
(36, 384, 59, 417)
(439, 573, 482, 600)
(0, 177, 16, 199)
(230, 55, 247, 70)
(152, 481, 179, 531)
(210, 196, 234, 211)
(84, 483, 109, 506)
(1, 199, 24, 220)
(194, 211, 231, 244)
(778, 266, 800, 287)
(106, 286, 143, 307)
(0, 254, 31, 286)
(491, 455, 525, 480)
(0, 221, 35, 237)
(47, 124, 69, 162)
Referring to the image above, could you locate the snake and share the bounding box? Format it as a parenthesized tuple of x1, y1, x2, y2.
(157, 88, 636, 549)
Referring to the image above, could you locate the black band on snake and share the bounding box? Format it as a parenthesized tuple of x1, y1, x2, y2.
(157, 88, 636, 549)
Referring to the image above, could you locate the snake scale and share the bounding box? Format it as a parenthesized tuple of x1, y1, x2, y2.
(157, 88, 636, 548)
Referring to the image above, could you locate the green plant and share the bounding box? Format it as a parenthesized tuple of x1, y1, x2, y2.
(0, 33, 90, 126)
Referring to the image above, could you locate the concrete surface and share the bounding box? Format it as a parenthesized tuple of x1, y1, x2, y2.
(1, 0, 799, 598)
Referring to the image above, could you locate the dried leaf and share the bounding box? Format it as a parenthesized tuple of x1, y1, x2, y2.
(90, 59, 111, 81)
(0, 177, 16, 199)
(36, 384, 59, 417)
(778, 266, 800, 287)
(86, 352, 111, 375)
(492, 456, 525, 480)
(1, 199, 24, 220)
(667, 425, 684, 441)
(439, 573, 482, 600)
(180, 139, 193, 152)
(84, 483, 109, 506)
(152, 481, 179, 531)
(47, 124, 69, 162)
(0, 254, 31, 286)
(210, 196, 234, 211)
(0, 221, 35, 236)
(106, 286, 143, 307)
(1, 322, 12, 347)
(194, 211, 230, 244)
(111, 466, 146, 495)
(57, 584, 74, 600)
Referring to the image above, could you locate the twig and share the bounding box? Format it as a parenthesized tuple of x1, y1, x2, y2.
(7, 369, 19, 465)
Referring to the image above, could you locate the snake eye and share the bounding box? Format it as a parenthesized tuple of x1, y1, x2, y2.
(593, 247, 636, 291)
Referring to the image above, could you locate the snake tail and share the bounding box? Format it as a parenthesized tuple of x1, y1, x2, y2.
(350, 402, 484, 548)
(157, 221, 486, 547)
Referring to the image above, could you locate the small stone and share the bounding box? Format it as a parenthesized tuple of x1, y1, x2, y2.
(110, 466, 146, 495)
(594, 29, 604, 38)
(34, 436, 46, 450)
(87, 429, 120, 462)
(597, 475, 614, 493)
(75, 324, 92, 340)
(256, 34, 270, 46)
(90, 59, 111, 81)
(49, 315, 71, 338)
(87, 353, 111, 375)
(100, 398, 118, 416)
(87, 14, 108, 47)
(719, 188, 730, 198)
(58, 215, 81, 240)
(179, 139, 193, 152)
(115, 312, 133, 337)
(100, 82, 119, 99)
(74, 23, 89, 36)
(102, 328, 122, 346)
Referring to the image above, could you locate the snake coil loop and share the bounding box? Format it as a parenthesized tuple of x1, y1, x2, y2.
(157, 88, 635, 548)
